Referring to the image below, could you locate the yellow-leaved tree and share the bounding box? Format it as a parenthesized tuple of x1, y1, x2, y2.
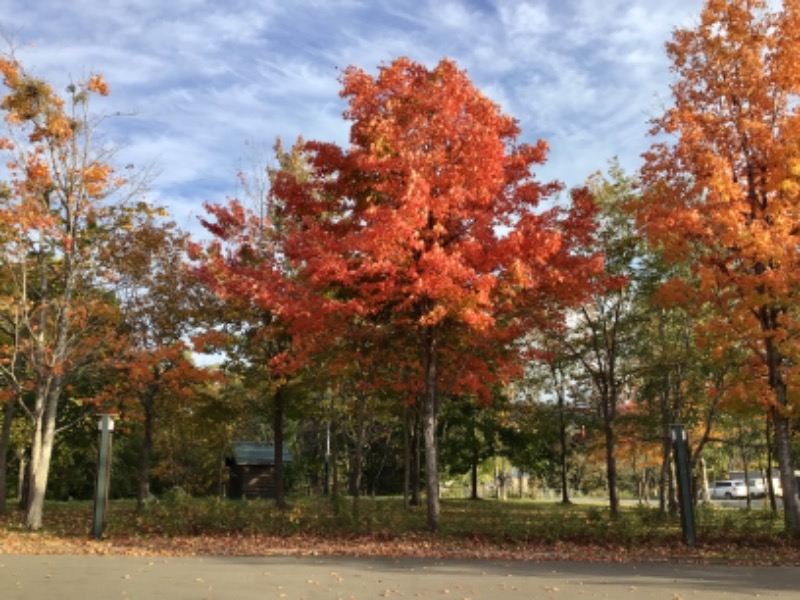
(0, 53, 148, 529)
(636, 0, 800, 535)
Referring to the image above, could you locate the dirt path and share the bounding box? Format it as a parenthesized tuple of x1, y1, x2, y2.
(1, 554, 797, 599)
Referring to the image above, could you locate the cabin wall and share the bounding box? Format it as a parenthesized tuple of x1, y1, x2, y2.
(229, 465, 276, 499)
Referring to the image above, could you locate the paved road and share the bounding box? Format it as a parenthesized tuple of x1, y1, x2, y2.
(0, 554, 797, 599)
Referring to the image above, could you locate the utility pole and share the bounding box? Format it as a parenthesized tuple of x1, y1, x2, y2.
(92, 414, 115, 539)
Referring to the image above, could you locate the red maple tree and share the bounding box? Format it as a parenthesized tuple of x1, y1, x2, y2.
(269, 57, 600, 530)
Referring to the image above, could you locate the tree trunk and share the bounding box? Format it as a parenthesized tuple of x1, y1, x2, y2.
(657, 371, 679, 514)
(0, 398, 15, 513)
(469, 410, 479, 500)
(273, 384, 287, 509)
(658, 437, 669, 514)
(136, 391, 155, 512)
(668, 457, 677, 513)
(25, 386, 60, 529)
(550, 362, 571, 504)
(598, 377, 620, 518)
(403, 404, 410, 509)
(499, 456, 508, 501)
(558, 399, 571, 505)
(764, 333, 800, 536)
(774, 411, 799, 532)
(422, 325, 440, 532)
(470, 445, 479, 500)
(742, 446, 752, 509)
(24, 209, 77, 529)
(17, 450, 28, 507)
(766, 415, 778, 512)
(331, 414, 340, 499)
(410, 401, 421, 507)
(469, 460, 478, 500)
(217, 446, 226, 497)
(493, 453, 499, 499)
(658, 392, 679, 514)
(699, 456, 710, 503)
(348, 395, 366, 497)
(349, 394, 366, 519)
(604, 416, 620, 518)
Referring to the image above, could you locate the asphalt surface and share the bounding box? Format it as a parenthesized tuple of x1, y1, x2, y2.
(0, 554, 798, 599)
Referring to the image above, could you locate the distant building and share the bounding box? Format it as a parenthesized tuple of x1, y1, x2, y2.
(225, 442, 292, 499)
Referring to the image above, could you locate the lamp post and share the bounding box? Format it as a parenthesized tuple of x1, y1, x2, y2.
(92, 414, 115, 540)
(671, 423, 696, 547)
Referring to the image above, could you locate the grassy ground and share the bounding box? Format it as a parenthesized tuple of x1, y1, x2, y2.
(1, 495, 798, 564)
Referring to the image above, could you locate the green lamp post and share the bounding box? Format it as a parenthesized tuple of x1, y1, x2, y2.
(671, 423, 696, 547)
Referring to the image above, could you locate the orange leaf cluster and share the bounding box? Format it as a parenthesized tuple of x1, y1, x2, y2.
(83, 162, 112, 197)
(637, 0, 800, 404)
(197, 57, 601, 403)
(87, 74, 110, 96)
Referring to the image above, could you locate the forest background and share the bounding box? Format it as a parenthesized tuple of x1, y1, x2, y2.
(2, 0, 800, 545)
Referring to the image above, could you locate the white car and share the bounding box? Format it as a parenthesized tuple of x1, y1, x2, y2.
(709, 480, 748, 499)
(745, 478, 767, 498)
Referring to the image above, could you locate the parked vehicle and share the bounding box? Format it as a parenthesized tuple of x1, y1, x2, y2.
(745, 478, 766, 499)
(709, 480, 748, 499)
(729, 470, 789, 498)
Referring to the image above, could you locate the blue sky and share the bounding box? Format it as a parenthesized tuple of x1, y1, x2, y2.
(3, 0, 703, 234)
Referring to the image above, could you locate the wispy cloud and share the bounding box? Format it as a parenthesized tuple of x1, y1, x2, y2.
(3, 0, 705, 230)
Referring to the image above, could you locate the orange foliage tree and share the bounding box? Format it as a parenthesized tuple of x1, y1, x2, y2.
(636, 0, 800, 535)
(0, 54, 145, 528)
(269, 58, 600, 530)
(103, 213, 217, 510)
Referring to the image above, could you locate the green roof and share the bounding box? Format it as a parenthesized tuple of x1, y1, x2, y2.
(230, 442, 291, 465)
